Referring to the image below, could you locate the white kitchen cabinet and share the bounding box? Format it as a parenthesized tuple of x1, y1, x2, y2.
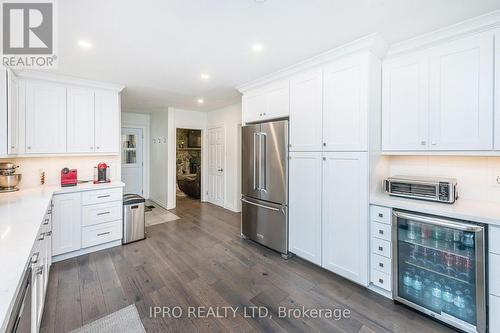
(289, 70, 323, 151)
(494, 30, 500, 150)
(67, 87, 95, 153)
(321, 152, 368, 285)
(95, 90, 120, 153)
(323, 54, 368, 151)
(382, 31, 495, 152)
(52, 192, 81, 256)
(0, 68, 6, 157)
(7, 69, 21, 154)
(289, 152, 322, 265)
(428, 32, 494, 151)
(382, 53, 429, 151)
(242, 80, 289, 123)
(25, 81, 67, 154)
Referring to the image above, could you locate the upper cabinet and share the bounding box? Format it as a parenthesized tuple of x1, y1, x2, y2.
(95, 90, 120, 153)
(0, 68, 6, 157)
(25, 81, 67, 154)
(382, 31, 495, 152)
(2, 73, 123, 156)
(242, 80, 289, 124)
(289, 70, 323, 151)
(494, 29, 500, 150)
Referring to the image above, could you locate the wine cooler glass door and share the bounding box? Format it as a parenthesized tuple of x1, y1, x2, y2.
(392, 211, 486, 333)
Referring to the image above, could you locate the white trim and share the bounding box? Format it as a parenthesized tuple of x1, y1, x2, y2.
(381, 151, 500, 156)
(15, 70, 125, 92)
(167, 109, 176, 209)
(52, 240, 122, 262)
(121, 124, 150, 199)
(236, 33, 388, 93)
(386, 9, 500, 58)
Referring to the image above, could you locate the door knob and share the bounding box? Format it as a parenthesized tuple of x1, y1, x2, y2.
(218, 168, 223, 172)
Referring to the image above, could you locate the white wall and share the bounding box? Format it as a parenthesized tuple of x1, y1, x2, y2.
(121, 112, 151, 198)
(0, 155, 121, 189)
(150, 109, 169, 208)
(386, 156, 500, 203)
(207, 103, 242, 212)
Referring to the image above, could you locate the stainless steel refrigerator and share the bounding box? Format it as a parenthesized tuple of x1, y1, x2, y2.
(241, 119, 289, 256)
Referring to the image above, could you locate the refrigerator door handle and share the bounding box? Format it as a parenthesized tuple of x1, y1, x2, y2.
(393, 211, 484, 232)
(260, 132, 267, 192)
(241, 198, 280, 212)
(253, 133, 259, 190)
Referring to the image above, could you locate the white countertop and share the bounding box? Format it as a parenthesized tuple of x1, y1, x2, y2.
(371, 193, 500, 227)
(0, 181, 125, 332)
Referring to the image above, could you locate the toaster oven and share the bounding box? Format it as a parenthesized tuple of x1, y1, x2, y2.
(384, 175, 457, 203)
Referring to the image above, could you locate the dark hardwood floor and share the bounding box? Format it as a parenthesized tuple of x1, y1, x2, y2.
(40, 197, 454, 333)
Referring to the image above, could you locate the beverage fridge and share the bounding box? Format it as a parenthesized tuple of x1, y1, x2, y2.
(392, 210, 487, 333)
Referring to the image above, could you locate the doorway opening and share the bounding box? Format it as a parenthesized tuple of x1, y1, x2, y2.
(176, 128, 202, 200)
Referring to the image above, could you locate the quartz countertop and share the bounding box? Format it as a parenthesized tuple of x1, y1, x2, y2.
(0, 181, 125, 332)
(371, 193, 500, 227)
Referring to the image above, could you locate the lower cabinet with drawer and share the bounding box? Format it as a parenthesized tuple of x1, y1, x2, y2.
(52, 186, 123, 261)
(369, 204, 393, 295)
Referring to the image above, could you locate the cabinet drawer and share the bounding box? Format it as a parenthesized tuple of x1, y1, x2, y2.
(82, 188, 122, 205)
(82, 201, 122, 226)
(490, 226, 500, 254)
(370, 205, 391, 225)
(490, 253, 500, 297)
(372, 238, 391, 258)
(81, 220, 122, 248)
(491, 295, 500, 333)
(371, 254, 391, 275)
(371, 269, 391, 291)
(371, 222, 391, 241)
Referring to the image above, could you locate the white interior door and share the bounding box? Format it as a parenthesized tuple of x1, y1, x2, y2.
(208, 127, 225, 206)
(121, 127, 143, 195)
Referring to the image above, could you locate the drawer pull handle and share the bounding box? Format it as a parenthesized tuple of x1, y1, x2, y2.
(38, 233, 45, 241)
(378, 246, 383, 251)
(36, 266, 44, 275)
(97, 232, 111, 237)
(379, 262, 384, 268)
(97, 211, 110, 216)
(43, 219, 49, 225)
(31, 252, 40, 264)
(378, 278, 384, 284)
(97, 195, 111, 199)
(378, 230, 384, 235)
(378, 213, 383, 218)
(45, 231, 52, 236)
(131, 205, 139, 209)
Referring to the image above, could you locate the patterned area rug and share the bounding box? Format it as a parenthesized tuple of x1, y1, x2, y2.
(70, 305, 145, 333)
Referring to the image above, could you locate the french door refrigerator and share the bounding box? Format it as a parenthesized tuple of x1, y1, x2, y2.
(392, 210, 487, 333)
(241, 119, 288, 256)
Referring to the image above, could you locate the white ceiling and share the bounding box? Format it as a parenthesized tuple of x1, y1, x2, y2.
(55, 0, 500, 112)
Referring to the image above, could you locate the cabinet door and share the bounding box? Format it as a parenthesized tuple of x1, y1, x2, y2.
(52, 193, 81, 256)
(323, 54, 368, 151)
(382, 53, 429, 150)
(495, 30, 500, 150)
(429, 32, 494, 150)
(491, 295, 500, 333)
(289, 70, 323, 151)
(264, 80, 289, 121)
(95, 90, 120, 153)
(7, 70, 20, 154)
(242, 92, 265, 124)
(67, 87, 95, 153)
(289, 152, 322, 265)
(322, 152, 368, 285)
(25, 81, 66, 153)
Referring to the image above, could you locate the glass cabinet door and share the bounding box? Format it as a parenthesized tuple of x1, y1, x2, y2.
(121, 134, 137, 165)
(393, 211, 486, 333)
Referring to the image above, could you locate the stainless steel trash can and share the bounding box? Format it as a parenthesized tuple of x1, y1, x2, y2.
(123, 194, 146, 244)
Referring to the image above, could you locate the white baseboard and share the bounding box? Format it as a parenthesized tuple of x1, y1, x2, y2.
(52, 240, 122, 263)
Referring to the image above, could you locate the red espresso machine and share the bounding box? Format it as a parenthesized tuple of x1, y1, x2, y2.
(93, 162, 111, 184)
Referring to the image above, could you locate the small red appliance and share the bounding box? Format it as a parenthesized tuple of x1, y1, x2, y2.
(61, 168, 77, 187)
(93, 162, 110, 184)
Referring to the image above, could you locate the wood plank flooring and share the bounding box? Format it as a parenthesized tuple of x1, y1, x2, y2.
(40, 197, 455, 333)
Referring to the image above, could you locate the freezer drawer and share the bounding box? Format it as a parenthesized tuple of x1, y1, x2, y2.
(241, 196, 287, 254)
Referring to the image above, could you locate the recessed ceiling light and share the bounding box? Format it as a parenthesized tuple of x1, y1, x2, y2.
(200, 73, 210, 80)
(252, 43, 264, 53)
(78, 40, 92, 49)
(197, 98, 204, 104)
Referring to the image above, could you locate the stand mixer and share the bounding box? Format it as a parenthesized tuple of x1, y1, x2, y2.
(0, 162, 22, 192)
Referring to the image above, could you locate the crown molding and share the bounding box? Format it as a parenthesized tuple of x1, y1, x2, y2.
(236, 33, 388, 93)
(14, 70, 125, 92)
(386, 10, 500, 58)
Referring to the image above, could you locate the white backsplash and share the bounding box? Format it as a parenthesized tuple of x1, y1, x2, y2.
(0, 156, 121, 189)
(386, 156, 500, 203)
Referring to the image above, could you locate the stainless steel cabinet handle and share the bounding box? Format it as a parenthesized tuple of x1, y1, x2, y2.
(379, 262, 384, 268)
(241, 198, 280, 212)
(378, 246, 383, 251)
(96, 146, 100, 150)
(45, 231, 52, 236)
(323, 142, 326, 146)
(11, 145, 15, 149)
(378, 213, 383, 218)
(43, 218, 49, 225)
(38, 233, 45, 241)
(27, 146, 31, 150)
(217, 168, 223, 172)
(378, 230, 384, 235)
(97, 211, 110, 216)
(393, 211, 484, 232)
(97, 232, 110, 237)
(97, 195, 111, 199)
(36, 266, 44, 275)
(378, 278, 384, 284)
(31, 252, 40, 264)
